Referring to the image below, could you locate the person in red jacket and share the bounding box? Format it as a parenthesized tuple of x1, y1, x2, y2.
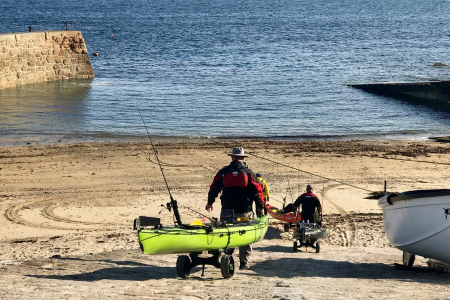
(294, 184, 322, 224)
(206, 147, 264, 270)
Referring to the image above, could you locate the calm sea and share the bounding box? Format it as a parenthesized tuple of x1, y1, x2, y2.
(2, 0, 450, 146)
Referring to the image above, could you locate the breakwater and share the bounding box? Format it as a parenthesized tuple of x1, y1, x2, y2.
(0, 31, 94, 90)
(348, 81, 450, 112)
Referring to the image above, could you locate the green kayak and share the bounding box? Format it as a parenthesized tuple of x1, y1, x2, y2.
(135, 215, 269, 255)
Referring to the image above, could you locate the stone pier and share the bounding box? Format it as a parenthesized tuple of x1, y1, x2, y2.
(0, 31, 95, 90)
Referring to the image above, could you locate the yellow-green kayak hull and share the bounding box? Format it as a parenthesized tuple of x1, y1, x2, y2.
(137, 215, 269, 255)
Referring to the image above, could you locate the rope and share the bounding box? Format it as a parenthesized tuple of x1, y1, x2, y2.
(362, 154, 450, 166)
(145, 152, 193, 168)
(224, 227, 231, 249)
(197, 137, 376, 193)
(247, 151, 375, 193)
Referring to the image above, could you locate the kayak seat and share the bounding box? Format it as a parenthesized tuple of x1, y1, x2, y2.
(220, 209, 235, 223)
(283, 203, 296, 214)
(301, 208, 322, 225)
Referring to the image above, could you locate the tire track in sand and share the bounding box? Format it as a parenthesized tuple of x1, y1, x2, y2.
(5, 198, 125, 231)
(321, 183, 357, 247)
(41, 203, 124, 227)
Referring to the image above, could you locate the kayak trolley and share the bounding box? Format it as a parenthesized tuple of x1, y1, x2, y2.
(177, 210, 240, 279)
(292, 221, 327, 253)
(284, 222, 295, 232)
(176, 249, 235, 279)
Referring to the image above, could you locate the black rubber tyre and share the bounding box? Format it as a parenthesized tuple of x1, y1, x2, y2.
(284, 223, 290, 232)
(315, 241, 320, 253)
(293, 241, 298, 252)
(220, 254, 235, 279)
(402, 251, 415, 268)
(176, 255, 191, 278)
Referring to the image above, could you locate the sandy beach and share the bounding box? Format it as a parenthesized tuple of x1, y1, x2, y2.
(1, 139, 450, 299)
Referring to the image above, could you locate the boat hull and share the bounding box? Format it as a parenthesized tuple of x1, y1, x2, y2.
(379, 189, 450, 264)
(266, 204, 301, 223)
(137, 215, 269, 255)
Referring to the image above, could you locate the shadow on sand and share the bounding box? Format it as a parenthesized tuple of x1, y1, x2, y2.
(25, 256, 228, 282)
(254, 244, 293, 253)
(24, 250, 450, 283)
(248, 257, 450, 284)
(25, 257, 176, 281)
(263, 226, 284, 240)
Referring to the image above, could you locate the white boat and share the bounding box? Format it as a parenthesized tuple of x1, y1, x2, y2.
(378, 189, 450, 266)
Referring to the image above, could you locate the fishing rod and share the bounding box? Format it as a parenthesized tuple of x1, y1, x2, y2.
(180, 205, 220, 227)
(135, 103, 183, 226)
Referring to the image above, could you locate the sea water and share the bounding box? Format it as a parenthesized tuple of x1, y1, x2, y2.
(2, 0, 450, 145)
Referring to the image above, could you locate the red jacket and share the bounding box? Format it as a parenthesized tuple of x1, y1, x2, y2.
(208, 160, 264, 214)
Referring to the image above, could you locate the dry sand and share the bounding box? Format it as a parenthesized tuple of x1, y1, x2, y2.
(1, 139, 450, 299)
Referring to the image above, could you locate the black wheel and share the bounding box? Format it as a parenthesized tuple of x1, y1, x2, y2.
(220, 254, 235, 278)
(293, 241, 298, 252)
(402, 251, 415, 268)
(176, 255, 191, 278)
(284, 223, 290, 232)
(315, 241, 320, 253)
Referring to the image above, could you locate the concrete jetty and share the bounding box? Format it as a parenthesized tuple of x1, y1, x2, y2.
(347, 81, 450, 112)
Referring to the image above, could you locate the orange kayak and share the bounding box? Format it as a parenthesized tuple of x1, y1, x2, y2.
(266, 204, 302, 223)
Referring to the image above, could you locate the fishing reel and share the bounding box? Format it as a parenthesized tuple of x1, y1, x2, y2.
(160, 198, 177, 213)
(159, 198, 182, 226)
(162, 202, 172, 212)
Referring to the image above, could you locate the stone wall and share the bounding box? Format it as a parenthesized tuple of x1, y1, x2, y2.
(0, 31, 95, 90)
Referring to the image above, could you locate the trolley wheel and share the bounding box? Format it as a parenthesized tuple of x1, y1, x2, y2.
(293, 241, 298, 252)
(284, 223, 290, 232)
(402, 251, 415, 268)
(220, 254, 235, 279)
(315, 241, 320, 253)
(176, 255, 191, 278)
